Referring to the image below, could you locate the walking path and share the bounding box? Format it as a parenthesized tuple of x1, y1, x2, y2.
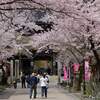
(0, 76, 81, 100)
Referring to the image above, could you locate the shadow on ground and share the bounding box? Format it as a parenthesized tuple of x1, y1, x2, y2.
(0, 89, 15, 99)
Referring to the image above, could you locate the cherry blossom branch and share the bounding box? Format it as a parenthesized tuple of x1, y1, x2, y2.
(0, 0, 90, 22)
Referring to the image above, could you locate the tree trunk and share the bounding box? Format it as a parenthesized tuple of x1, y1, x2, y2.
(0, 63, 7, 85)
(89, 36, 100, 81)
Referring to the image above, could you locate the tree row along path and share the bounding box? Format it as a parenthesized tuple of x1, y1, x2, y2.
(0, 76, 80, 100)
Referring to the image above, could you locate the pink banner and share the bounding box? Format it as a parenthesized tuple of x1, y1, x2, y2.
(63, 65, 68, 81)
(72, 63, 80, 79)
(73, 63, 80, 73)
(85, 61, 91, 81)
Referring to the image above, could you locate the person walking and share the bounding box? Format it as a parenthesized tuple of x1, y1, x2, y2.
(13, 78, 17, 89)
(27, 72, 38, 99)
(21, 74, 26, 88)
(26, 74, 31, 88)
(40, 73, 49, 98)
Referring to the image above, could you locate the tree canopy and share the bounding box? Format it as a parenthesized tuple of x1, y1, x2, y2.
(0, 0, 99, 63)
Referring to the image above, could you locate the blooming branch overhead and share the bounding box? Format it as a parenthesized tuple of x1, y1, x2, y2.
(0, 0, 99, 61)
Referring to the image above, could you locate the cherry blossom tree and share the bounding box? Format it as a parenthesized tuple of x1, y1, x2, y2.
(0, 0, 100, 94)
(0, 0, 100, 68)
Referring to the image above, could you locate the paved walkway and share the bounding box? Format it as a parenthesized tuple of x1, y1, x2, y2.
(0, 76, 81, 100)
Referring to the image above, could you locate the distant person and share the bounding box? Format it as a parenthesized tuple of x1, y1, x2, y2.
(47, 67, 51, 75)
(40, 73, 49, 98)
(27, 72, 38, 99)
(13, 77, 17, 89)
(26, 74, 31, 88)
(21, 74, 26, 88)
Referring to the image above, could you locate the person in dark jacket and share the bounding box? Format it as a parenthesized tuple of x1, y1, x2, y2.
(27, 72, 38, 99)
(21, 74, 26, 88)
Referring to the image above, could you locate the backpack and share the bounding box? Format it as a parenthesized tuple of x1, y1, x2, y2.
(46, 76, 49, 83)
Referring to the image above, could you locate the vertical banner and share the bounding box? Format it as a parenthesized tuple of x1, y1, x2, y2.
(73, 63, 80, 79)
(63, 65, 67, 81)
(85, 61, 90, 81)
(73, 63, 80, 73)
